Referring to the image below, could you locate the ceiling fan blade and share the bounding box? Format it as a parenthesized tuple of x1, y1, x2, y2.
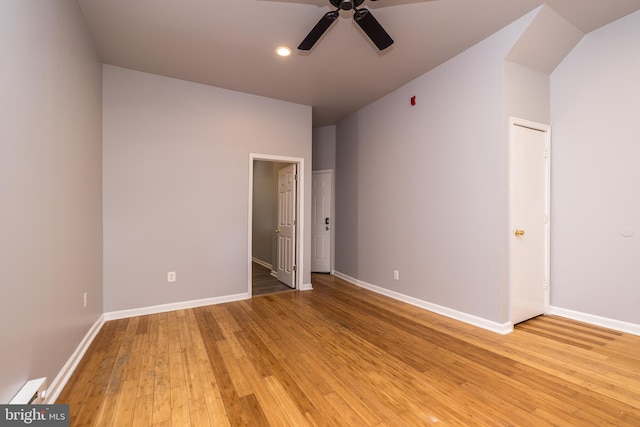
(298, 11, 339, 50)
(353, 8, 393, 50)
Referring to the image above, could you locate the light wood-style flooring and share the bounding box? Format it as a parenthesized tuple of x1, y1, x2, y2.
(57, 274, 640, 426)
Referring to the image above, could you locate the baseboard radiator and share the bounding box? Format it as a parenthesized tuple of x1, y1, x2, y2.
(9, 378, 47, 404)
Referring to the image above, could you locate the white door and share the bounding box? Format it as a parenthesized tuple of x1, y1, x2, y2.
(277, 164, 296, 288)
(510, 119, 550, 325)
(312, 171, 332, 273)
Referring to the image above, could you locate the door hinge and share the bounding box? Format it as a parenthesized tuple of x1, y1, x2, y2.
(544, 214, 549, 224)
(544, 149, 549, 158)
(293, 265, 297, 272)
(293, 219, 297, 226)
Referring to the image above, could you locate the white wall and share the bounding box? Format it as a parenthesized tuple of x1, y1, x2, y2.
(0, 0, 103, 403)
(550, 10, 640, 324)
(103, 66, 312, 312)
(335, 13, 535, 325)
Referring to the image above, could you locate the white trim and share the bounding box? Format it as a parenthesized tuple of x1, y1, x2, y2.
(103, 293, 249, 321)
(299, 283, 314, 291)
(508, 117, 552, 323)
(334, 271, 513, 335)
(252, 257, 272, 271)
(10, 377, 47, 404)
(249, 153, 307, 297)
(45, 315, 106, 404)
(549, 306, 640, 337)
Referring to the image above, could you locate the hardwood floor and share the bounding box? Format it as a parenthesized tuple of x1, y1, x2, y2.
(252, 262, 294, 296)
(57, 274, 640, 426)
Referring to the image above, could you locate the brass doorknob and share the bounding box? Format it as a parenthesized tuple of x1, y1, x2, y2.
(514, 229, 525, 236)
(275, 229, 280, 234)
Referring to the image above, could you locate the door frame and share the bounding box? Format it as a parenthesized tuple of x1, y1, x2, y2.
(508, 117, 551, 324)
(312, 169, 334, 273)
(248, 153, 305, 297)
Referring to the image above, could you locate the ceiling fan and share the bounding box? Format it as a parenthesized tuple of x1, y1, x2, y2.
(298, 0, 393, 51)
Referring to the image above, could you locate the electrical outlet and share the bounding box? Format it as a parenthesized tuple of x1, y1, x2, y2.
(394, 270, 400, 280)
(83, 292, 87, 308)
(167, 271, 176, 283)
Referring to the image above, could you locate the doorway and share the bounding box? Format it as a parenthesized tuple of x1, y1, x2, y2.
(509, 118, 551, 325)
(249, 154, 304, 297)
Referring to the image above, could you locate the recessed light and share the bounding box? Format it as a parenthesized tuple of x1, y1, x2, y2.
(275, 46, 292, 57)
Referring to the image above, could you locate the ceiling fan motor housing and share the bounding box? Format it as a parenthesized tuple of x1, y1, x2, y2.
(330, 0, 365, 10)
(299, 0, 392, 51)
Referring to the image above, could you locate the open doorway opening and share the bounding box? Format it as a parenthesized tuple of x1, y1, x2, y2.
(249, 154, 304, 297)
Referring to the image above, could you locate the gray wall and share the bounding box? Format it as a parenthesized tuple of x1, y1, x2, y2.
(312, 126, 336, 171)
(550, 10, 640, 324)
(0, 0, 103, 403)
(103, 66, 312, 312)
(335, 7, 640, 328)
(335, 13, 535, 324)
(252, 161, 275, 265)
(504, 61, 550, 125)
(335, 121, 360, 277)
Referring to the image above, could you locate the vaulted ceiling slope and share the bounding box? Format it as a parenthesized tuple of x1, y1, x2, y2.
(78, 0, 640, 127)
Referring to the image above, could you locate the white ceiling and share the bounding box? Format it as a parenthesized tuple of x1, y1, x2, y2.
(78, 0, 640, 127)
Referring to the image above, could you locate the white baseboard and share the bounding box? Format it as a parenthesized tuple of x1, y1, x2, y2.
(299, 282, 313, 291)
(46, 314, 105, 404)
(251, 257, 272, 270)
(333, 271, 513, 335)
(103, 293, 250, 321)
(549, 306, 640, 336)
(49, 292, 250, 403)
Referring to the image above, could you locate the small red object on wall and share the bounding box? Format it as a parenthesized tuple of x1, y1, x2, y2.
(410, 96, 416, 106)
